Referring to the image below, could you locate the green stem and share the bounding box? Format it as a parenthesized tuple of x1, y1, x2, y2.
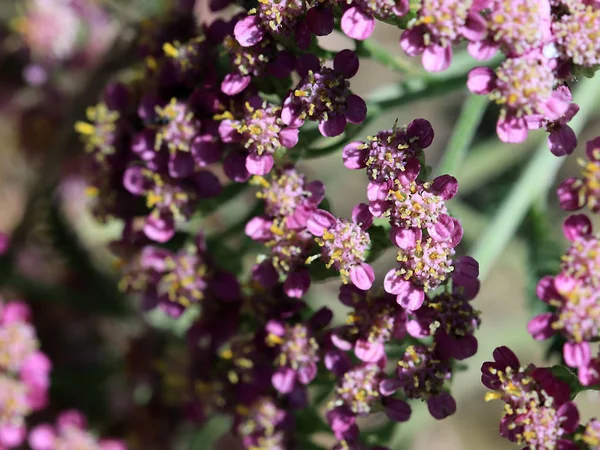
(436, 94, 488, 176)
(471, 76, 600, 280)
(355, 39, 420, 75)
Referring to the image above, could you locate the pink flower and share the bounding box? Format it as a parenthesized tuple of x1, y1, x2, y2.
(553, 3, 600, 68)
(281, 51, 366, 137)
(468, 52, 569, 143)
(400, 0, 485, 72)
(526, 85, 579, 157)
(467, 0, 552, 60)
(307, 205, 375, 290)
(340, 0, 409, 40)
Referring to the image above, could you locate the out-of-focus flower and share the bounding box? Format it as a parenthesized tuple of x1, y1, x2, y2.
(558, 136, 600, 211)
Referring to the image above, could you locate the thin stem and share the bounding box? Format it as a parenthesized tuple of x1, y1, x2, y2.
(355, 39, 420, 75)
(436, 94, 488, 176)
(471, 76, 600, 280)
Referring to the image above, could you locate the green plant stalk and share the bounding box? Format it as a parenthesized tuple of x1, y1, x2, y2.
(436, 94, 489, 176)
(471, 76, 600, 280)
(355, 39, 420, 75)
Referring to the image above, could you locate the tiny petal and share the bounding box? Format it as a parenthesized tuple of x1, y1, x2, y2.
(234, 15, 264, 47)
(349, 263, 375, 290)
(341, 7, 375, 40)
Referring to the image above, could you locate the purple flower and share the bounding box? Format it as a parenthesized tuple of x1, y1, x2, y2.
(527, 85, 579, 157)
(384, 229, 458, 310)
(333, 284, 407, 363)
(468, 52, 570, 143)
(381, 345, 455, 419)
(308, 204, 375, 290)
(233, 1, 333, 49)
(218, 97, 299, 176)
(254, 166, 325, 229)
(123, 166, 221, 242)
(582, 418, 600, 447)
(236, 397, 293, 450)
(29, 410, 126, 450)
(343, 119, 433, 210)
(467, 0, 552, 60)
(75, 102, 127, 161)
(482, 347, 579, 450)
(557, 136, 600, 211)
(340, 0, 409, 40)
(154, 98, 200, 154)
(266, 308, 331, 394)
(282, 51, 366, 137)
(561, 214, 600, 286)
(400, 0, 485, 72)
(407, 290, 481, 361)
(221, 34, 294, 96)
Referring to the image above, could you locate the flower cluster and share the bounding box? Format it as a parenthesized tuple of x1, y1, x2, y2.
(12, 0, 117, 84)
(0, 298, 50, 449)
(246, 166, 324, 298)
(345, 119, 464, 309)
(481, 347, 592, 449)
(528, 214, 600, 386)
(29, 410, 126, 450)
(558, 136, 600, 212)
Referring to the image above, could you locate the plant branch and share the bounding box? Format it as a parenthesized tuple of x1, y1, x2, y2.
(436, 94, 488, 176)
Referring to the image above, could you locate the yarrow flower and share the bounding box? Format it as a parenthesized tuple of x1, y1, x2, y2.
(468, 51, 570, 143)
(122, 166, 221, 242)
(266, 307, 332, 394)
(233, 0, 333, 49)
(558, 135, 600, 211)
(282, 51, 366, 137)
(333, 284, 407, 363)
(528, 215, 600, 384)
(327, 363, 411, 444)
(219, 97, 300, 175)
(0, 299, 51, 449)
(246, 167, 325, 297)
(28, 410, 126, 450)
(400, 0, 485, 72)
(468, 0, 552, 60)
(553, 2, 600, 68)
(307, 204, 375, 290)
(379, 345, 456, 420)
(343, 118, 434, 214)
(526, 85, 580, 157)
(482, 347, 580, 450)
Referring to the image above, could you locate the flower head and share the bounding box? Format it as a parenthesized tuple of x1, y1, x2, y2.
(481, 347, 579, 450)
(308, 205, 375, 290)
(219, 97, 299, 175)
(468, 52, 570, 143)
(342, 119, 433, 198)
(468, 0, 552, 59)
(553, 3, 600, 68)
(400, 0, 482, 71)
(282, 51, 366, 137)
(380, 345, 455, 419)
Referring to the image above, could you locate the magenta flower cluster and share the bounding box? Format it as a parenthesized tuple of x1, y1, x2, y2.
(0, 297, 124, 449)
